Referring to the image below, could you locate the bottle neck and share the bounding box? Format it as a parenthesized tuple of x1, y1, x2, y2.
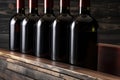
(44, 0, 54, 14)
(79, 0, 90, 14)
(16, 0, 25, 14)
(29, 0, 38, 14)
(60, 0, 70, 14)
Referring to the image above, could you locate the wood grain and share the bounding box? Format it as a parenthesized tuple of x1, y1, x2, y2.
(0, 47, 120, 80)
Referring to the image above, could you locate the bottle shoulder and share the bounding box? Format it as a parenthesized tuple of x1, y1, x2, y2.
(36, 14, 55, 28)
(57, 14, 73, 22)
(75, 14, 95, 23)
(71, 14, 99, 32)
(10, 13, 25, 21)
(10, 13, 25, 25)
(23, 14, 39, 21)
(40, 14, 55, 21)
(75, 14, 99, 27)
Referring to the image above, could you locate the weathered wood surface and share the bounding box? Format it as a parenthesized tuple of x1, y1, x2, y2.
(0, 48, 120, 80)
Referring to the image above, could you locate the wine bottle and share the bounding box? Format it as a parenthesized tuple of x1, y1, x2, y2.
(51, 0, 73, 63)
(21, 0, 39, 55)
(35, 0, 55, 58)
(9, 0, 25, 51)
(70, 0, 98, 70)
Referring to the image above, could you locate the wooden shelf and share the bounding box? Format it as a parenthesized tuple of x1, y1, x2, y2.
(0, 47, 120, 80)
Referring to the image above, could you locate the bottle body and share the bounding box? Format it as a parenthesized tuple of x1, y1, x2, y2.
(35, 14, 55, 58)
(70, 15, 98, 70)
(52, 14, 73, 63)
(9, 0, 25, 51)
(51, 0, 73, 63)
(21, 15, 39, 54)
(70, 0, 98, 70)
(35, 0, 55, 58)
(21, 0, 39, 55)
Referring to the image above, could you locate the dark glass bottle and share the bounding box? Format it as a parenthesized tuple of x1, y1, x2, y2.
(51, 0, 73, 63)
(21, 0, 39, 55)
(35, 0, 55, 58)
(9, 0, 25, 51)
(70, 0, 98, 70)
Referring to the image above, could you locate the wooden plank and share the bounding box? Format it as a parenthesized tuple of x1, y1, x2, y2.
(0, 50, 97, 80)
(0, 59, 7, 72)
(0, 71, 6, 80)
(0, 48, 120, 80)
(5, 70, 34, 80)
(0, 69, 34, 80)
(7, 59, 79, 80)
(7, 62, 64, 80)
(0, 78, 5, 80)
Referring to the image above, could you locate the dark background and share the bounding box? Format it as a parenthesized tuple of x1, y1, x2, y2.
(0, 0, 120, 49)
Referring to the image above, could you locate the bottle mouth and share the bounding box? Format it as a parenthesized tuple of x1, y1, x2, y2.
(79, 0, 90, 8)
(60, 0, 70, 13)
(16, 0, 24, 9)
(28, 0, 38, 13)
(16, 0, 25, 13)
(44, 0, 53, 13)
(29, 0, 38, 8)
